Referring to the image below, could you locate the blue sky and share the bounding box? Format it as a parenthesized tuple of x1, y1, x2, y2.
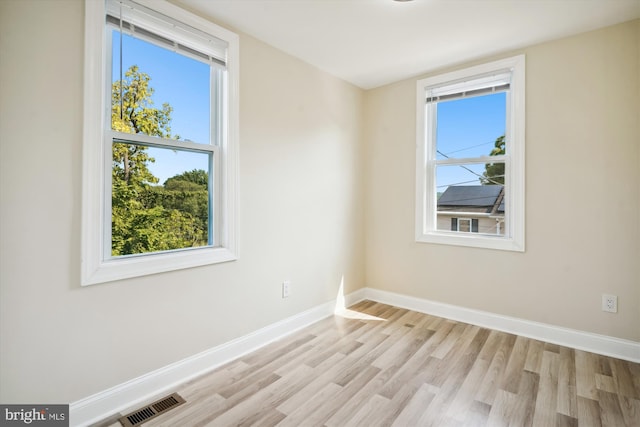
(435, 92, 506, 190)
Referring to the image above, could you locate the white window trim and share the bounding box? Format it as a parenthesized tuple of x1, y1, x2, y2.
(82, 0, 239, 285)
(415, 55, 525, 252)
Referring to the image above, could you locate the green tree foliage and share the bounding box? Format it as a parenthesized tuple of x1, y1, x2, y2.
(164, 169, 208, 190)
(480, 135, 505, 185)
(111, 66, 208, 256)
(145, 170, 209, 242)
(112, 65, 173, 185)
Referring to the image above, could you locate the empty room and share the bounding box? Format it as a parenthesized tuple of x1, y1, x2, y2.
(0, 0, 639, 426)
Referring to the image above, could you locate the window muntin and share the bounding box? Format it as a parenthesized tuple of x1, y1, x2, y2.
(416, 55, 525, 251)
(82, 0, 239, 285)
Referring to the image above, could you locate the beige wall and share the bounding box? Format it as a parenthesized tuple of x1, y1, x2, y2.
(0, 0, 364, 403)
(364, 20, 640, 342)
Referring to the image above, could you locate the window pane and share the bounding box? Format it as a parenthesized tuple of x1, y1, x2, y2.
(436, 163, 505, 236)
(111, 143, 212, 257)
(111, 29, 211, 144)
(435, 92, 506, 160)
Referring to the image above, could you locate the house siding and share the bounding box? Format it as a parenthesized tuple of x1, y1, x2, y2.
(437, 214, 504, 235)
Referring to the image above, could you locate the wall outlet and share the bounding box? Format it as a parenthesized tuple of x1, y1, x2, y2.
(282, 281, 291, 298)
(602, 294, 617, 313)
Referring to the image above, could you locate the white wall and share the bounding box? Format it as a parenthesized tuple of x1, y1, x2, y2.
(364, 20, 640, 342)
(0, 0, 364, 403)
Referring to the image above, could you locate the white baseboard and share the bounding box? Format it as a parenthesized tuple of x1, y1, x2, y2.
(363, 287, 640, 363)
(70, 289, 367, 427)
(70, 286, 638, 426)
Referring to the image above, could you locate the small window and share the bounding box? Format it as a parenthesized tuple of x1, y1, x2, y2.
(416, 56, 525, 251)
(451, 218, 479, 233)
(82, 0, 239, 285)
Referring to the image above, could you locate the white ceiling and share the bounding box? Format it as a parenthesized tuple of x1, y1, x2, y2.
(178, 0, 640, 89)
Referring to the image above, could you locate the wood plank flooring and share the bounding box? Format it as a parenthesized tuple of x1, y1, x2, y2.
(102, 301, 640, 426)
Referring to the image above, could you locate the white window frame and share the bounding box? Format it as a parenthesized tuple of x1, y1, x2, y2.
(82, 0, 239, 285)
(415, 55, 525, 251)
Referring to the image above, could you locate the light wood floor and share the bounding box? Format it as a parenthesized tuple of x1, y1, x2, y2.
(103, 301, 640, 426)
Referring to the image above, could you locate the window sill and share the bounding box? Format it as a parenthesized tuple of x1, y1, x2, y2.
(81, 246, 237, 286)
(416, 231, 524, 252)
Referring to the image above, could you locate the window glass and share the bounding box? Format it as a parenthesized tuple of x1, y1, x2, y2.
(435, 92, 506, 160)
(431, 88, 508, 237)
(110, 29, 211, 144)
(107, 7, 217, 258)
(436, 163, 505, 236)
(436, 163, 488, 193)
(111, 144, 212, 256)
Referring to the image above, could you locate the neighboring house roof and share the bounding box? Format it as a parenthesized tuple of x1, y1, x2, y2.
(438, 185, 502, 207)
(438, 185, 505, 215)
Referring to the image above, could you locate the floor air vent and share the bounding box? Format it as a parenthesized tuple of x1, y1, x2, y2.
(119, 393, 185, 426)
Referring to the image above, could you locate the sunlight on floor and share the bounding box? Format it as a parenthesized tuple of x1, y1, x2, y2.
(335, 308, 388, 321)
(334, 276, 387, 322)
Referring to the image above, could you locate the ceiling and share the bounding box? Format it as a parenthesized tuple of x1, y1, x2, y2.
(177, 0, 640, 89)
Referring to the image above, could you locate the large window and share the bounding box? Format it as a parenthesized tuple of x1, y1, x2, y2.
(82, 0, 239, 285)
(415, 56, 525, 251)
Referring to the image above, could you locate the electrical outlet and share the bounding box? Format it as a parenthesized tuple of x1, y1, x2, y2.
(282, 281, 291, 298)
(602, 294, 617, 313)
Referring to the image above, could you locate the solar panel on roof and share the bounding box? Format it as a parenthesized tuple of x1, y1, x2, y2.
(437, 185, 503, 207)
